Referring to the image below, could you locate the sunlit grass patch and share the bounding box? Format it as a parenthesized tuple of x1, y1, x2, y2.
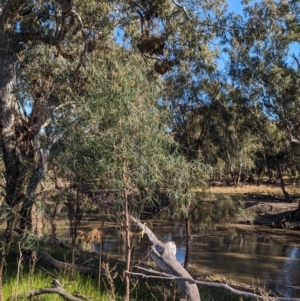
(207, 184, 300, 196)
(3, 268, 107, 301)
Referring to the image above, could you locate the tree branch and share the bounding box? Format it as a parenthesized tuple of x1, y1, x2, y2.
(40, 101, 75, 130)
(129, 266, 300, 301)
(130, 1, 147, 15)
(292, 54, 300, 70)
(130, 217, 300, 301)
(171, 0, 193, 21)
(11, 279, 83, 301)
(38, 251, 98, 277)
(130, 216, 200, 301)
(285, 125, 300, 144)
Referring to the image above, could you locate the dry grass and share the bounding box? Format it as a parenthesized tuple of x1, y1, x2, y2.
(206, 184, 300, 197)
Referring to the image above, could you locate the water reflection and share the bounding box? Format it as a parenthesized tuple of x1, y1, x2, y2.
(275, 246, 300, 297)
(29, 218, 300, 298)
(185, 229, 300, 298)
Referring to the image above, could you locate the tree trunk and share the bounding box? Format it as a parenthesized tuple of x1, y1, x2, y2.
(0, 23, 48, 235)
(122, 162, 132, 301)
(0, 218, 15, 301)
(226, 151, 237, 186)
(236, 163, 243, 186)
(277, 165, 290, 202)
(0, 11, 26, 301)
(124, 191, 131, 301)
(184, 217, 191, 269)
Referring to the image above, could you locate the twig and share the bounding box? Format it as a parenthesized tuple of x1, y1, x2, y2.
(131, 0, 147, 14)
(143, 54, 163, 62)
(74, 292, 93, 301)
(39, 266, 57, 279)
(41, 101, 75, 130)
(15, 242, 23, 301)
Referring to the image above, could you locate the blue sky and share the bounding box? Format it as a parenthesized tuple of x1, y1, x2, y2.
(227, 0, 244, 13)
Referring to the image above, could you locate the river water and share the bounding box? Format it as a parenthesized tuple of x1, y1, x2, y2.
(49, 218, 300, 298)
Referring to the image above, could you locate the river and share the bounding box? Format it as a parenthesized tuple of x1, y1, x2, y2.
(49, 216, 300, 298)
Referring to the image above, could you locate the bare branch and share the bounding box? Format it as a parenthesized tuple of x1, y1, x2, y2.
(69, 8, 90, 70)
(292, 54, 300, 70)
(130, 1, 147, 15)
(285, 125, 300, 144)
(11, 279, 83, 301)
(172, 0, 193, 21)
(38, 251, 98, 277)
(40, 101, 75, 130)
(143, 54, 164, 62)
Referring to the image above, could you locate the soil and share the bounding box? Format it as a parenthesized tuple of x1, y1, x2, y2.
(237, 193, 300, 230)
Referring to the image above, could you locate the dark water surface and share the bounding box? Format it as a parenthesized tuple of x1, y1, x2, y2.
(54, 218, 300, 298)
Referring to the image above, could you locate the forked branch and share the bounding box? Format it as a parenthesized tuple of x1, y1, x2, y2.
(10, 279, 83, 301)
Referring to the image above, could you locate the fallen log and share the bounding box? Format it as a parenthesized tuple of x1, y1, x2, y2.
(130, 216, 201, 301)
(38, 250, 98, 277)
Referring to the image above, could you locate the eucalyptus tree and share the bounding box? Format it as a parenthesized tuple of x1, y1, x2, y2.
(172, 82, 258, 186)
(0, 1, 247, 299)
(226, 0, 300, 162)
(54, 49, 209, 301)
(0, 2, 120, 274)
(242, 105, 296, 201)
(0, 0, 222, 296)
(0, 0, 230, 232)
(222, 0, 299, 200)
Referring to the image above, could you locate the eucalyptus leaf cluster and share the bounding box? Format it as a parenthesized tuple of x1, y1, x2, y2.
(55, 48, 210, 214)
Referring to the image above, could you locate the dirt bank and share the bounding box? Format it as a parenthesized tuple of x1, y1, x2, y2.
(239, 194, 300, 229)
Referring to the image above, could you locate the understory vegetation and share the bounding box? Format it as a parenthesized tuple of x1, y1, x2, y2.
(2, 245, 251, 301)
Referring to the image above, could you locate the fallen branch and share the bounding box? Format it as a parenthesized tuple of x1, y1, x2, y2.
(10, 279, 83, 301)
(287, 286, 300, 290)
(38, 250, 98, 277)
(130, 216, 200, 301)
(129, 266, 300, 301)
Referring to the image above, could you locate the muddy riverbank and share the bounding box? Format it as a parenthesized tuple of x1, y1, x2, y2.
(237, 194, 300, 229)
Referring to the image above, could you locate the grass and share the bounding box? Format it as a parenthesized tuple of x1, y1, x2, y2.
(1, 246, 114, 301)
(207, 183, 300, 197)
(1, 247, 182, 301)
(3, 264, 108, 301)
